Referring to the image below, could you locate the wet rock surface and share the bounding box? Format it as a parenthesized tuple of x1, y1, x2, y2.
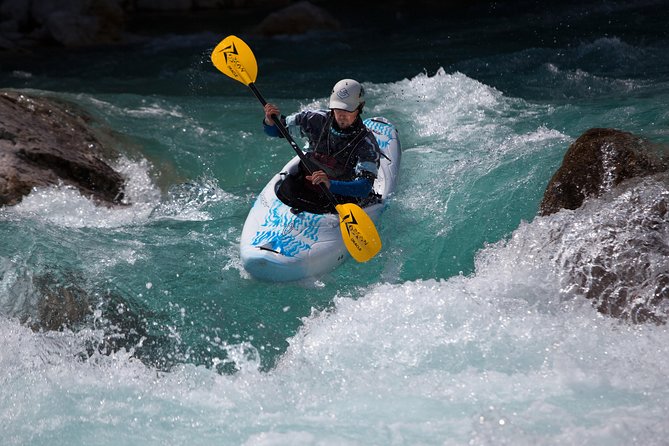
(541, 128, 669, 324)
(0, 90, 125, 207)
(540, 128, 668, 217)
(252, 1, 340, 36)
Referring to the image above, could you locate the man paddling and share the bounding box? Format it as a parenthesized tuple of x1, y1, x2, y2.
(262, 79, 381, 213)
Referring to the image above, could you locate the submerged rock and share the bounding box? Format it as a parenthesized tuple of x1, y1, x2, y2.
(25, 270, 177, 370)
(0, 90, 125, 207)
(555, 175, 669, 324)
(33, 272, 92, 332)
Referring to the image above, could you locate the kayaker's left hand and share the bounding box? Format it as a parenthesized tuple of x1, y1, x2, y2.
(263, 103, 280, 126)
(306, 170, 330, 189)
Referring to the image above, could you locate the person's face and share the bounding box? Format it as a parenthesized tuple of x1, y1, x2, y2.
(333, 108, 359, 129)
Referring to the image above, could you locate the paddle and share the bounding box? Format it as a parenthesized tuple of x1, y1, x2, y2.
(210, 35, 381, 263)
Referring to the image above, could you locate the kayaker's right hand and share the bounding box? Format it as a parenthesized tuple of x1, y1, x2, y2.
(264, 103, 280, 126)
(306, 170, 331, 189)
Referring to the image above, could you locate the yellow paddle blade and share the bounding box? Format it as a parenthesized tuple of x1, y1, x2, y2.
(211, 35, 258, 86)
(336, 203, 382, 262)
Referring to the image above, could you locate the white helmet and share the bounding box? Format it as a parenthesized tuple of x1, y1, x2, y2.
(329, 79, 365, 112)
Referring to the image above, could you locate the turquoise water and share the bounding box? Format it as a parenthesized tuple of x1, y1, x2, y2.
(2, 2, 669, 444)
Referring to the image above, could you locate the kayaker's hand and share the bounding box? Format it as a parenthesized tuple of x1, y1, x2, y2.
(306, 170, 330, 189)
(264, 103, 280, 126)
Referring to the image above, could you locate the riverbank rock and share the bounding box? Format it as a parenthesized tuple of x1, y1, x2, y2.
(0, 0, 125, 48)
(135, 0, 193, 11)
(0, 0, 285, 49)
(253, 1, 340, 36)
(0, 90, 125, 207)
(539, 128, 669, 216)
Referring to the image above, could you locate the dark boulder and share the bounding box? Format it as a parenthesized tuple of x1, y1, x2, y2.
(28, 270, 177, 369)
(33, 272, 93, 332)
(539, 128, 668, 216)
(540, 128, 669, 324)
(0, 90, 125, 207)
(253, 1, 340, 36)
(560, 181, 669, 324)
(0, 0, 125, 49)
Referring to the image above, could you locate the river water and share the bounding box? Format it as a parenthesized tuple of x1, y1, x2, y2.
(2, 2, 669, 444)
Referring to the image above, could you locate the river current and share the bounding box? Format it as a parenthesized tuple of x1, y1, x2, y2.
(2, 2, 669, 444)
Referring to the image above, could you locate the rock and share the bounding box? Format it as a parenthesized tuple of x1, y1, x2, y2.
(0, 0, 327, 48)
(29, 270, 174, 369)
(44, 11, 101, 47)
(540, 128, 669, 324)
(33, 271, 93, 331)
(0, 0, 30, 32)
(135, 0, 193, 11)
(193, 0, 224, 8)
(539, 128, 669, 216)
(0, 0, 124, 48)
(0, 90, 126, 207)
(253, 1, 340, 36)
(560, 179, 669, 324)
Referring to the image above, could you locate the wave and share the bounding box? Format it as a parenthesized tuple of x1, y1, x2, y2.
(451, 35, 664, 101)
(4, 184, 669, 444)
(1, 157, 159, 229)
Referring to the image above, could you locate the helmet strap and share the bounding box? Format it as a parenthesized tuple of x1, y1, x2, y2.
(357, 102, 365, 114)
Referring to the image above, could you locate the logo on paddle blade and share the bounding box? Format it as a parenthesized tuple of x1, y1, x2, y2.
(215, 39, 250, 84)
(341, 210, 357, 237)
(337, 204, 380, 261)
(219, 42, 238, 63)
(341, 209, 368, 252)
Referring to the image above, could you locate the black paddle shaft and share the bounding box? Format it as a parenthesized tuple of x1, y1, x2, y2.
(247, 82, 339, 204)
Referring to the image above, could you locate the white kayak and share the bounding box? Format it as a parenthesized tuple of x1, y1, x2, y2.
(240, 117, 401, 282)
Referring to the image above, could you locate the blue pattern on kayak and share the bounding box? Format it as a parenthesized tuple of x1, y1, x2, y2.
(251, 200, 324, 257)
(364, 117, 398, 155)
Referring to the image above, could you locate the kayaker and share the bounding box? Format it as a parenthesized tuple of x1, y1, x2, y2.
(262, 79, 381, 213)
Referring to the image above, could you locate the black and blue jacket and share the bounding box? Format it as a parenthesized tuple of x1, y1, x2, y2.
(264, 109, 380, 198)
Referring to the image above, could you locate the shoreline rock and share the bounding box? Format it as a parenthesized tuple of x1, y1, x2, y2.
(0, 0, 289, 50)
(252, 1, 340, 36)
(0, 0, 125, 49)
(0, 0, 502, 50)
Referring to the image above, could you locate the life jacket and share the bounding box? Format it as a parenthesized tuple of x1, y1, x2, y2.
(276, 110, 379, 213)
(301, 113, 369, 182)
